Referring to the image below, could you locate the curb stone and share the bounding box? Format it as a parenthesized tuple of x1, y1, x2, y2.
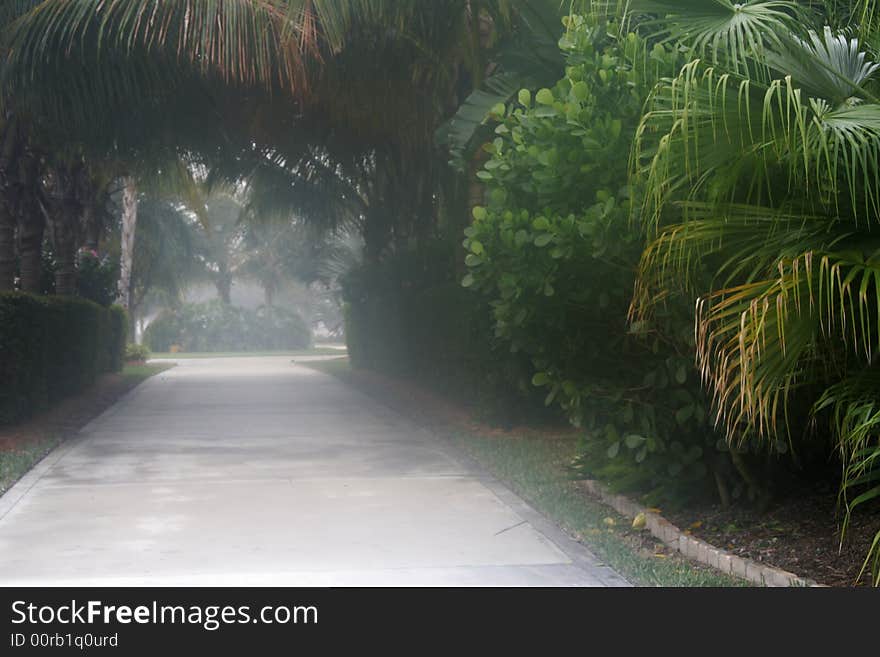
(578, 479, 825, 587)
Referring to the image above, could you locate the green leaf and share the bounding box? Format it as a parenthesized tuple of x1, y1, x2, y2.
(606, 442, 621, 459)
(532, 216, 551, 231)
(675, 405, 694, 425)
(536, 88, 554, 105)
(534, 233, 553, 247)
(518, 89, 531, 107)
(571, 81, 589, 101)
(624, 434, 646, 449)
(465, 254, 483, 267)
(472, 206, 487, 221)
(461, 274, 475, 288)
(469, 240, 484, 255)
(675, 365, 687, 384)
(532, 372, 550, 386)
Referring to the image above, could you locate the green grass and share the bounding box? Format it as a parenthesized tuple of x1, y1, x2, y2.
(149, 347, 347, 359)
(450, 430, 748, 587)
(0, 435, 59, 496)
(0, 363, 173, 496)
(122, 362, 176, 380)
(305, 357, 748, 587)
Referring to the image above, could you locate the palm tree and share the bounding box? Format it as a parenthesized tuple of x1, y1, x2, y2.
(2, 1, 537, 270)
(629, 0, 880, 583)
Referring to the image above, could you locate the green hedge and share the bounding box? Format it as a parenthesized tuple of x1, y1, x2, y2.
(143, 300, 311, 353)
(341, 249, 556, 425)
(0, 292, 126, 425)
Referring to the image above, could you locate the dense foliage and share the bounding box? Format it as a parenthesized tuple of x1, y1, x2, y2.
(143, 300, 311, 353)
(0, 292, 125, 424)
(463, 14, 734, 503)
(628, 0, 880, 582)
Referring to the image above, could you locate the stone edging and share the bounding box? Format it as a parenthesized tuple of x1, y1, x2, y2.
(578, 479, 824, 587)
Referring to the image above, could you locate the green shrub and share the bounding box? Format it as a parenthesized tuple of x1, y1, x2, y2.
(143, 300, 311, 352)
(75, 249, 118, 307)
(125, 343, 151, 362)
(0, 292, 126, 425)
(462, 14, 739, 504)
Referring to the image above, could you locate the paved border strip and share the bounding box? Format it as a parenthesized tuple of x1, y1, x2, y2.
(577, 480, 824, 587)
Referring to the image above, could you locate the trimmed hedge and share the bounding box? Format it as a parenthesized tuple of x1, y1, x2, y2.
(0, 292, 126, 425)
(143, 300, 311, 353)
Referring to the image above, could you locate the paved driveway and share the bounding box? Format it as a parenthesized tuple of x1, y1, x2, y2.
(0, 357, 627, 586)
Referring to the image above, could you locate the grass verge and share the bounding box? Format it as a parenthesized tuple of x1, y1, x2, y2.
(306, 357, 747, 587)
(0, 363, 174, 496)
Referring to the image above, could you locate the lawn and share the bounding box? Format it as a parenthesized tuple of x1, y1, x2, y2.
(305, 357, 747, 587)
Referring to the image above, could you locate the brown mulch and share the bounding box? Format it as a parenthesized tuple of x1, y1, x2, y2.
(663, 485, 879, 587)
(1, 374, 130, 450)
(331, 365, 879, 587)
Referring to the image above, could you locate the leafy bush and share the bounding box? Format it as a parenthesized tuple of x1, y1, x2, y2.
(0, 292, 126, 425)
(462, 14, 744, 504)
(143, 300, 311, 352)
(124, 343, 151, 362)
(37, 246, 119, 306)
(76, 249, 118, 306)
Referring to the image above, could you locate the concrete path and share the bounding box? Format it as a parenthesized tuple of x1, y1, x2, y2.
(0, 357, 627, 586)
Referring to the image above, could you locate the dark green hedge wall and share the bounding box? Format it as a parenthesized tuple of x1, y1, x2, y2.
(341, 246, 558, 425)
(0, 292, 126, 425)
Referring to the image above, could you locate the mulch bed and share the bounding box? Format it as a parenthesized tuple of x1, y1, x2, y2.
(331, 365, 879, 587)
(663, 486, 879, 587)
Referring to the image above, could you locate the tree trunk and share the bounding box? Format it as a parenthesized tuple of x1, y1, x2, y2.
(216, 272, 232, 304)
(117, 176, 138, 309)
(16, 188, 45, 294)
(0, 201, 14, 290)
(81, 203, 99, 253)
(51, 205, 78, 297)
(0, 116, 19, 291)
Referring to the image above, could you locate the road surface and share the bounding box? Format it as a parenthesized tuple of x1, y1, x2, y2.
(0, 357, 627, 586)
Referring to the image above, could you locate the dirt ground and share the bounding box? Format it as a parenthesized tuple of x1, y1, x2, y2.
(663, 486, 879, 587)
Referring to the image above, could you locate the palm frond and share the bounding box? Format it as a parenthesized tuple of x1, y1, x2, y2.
(814, 370, 880, 585)
(3, 0, 309, 91)
(767, 26, 880, 106)
(626, 0, 803, 74)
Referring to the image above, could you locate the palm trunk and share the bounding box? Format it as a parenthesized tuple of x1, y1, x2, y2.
(51, 205, 78, 297)
(216, 271, 232, 304)
(16, 191, 45, 294)
(117, 176, 138, 309)
(81, 203, 99, 252)
(10, 147, 45, 294)
(0, 201, 14, 290)
(0, 120, 18, 291)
